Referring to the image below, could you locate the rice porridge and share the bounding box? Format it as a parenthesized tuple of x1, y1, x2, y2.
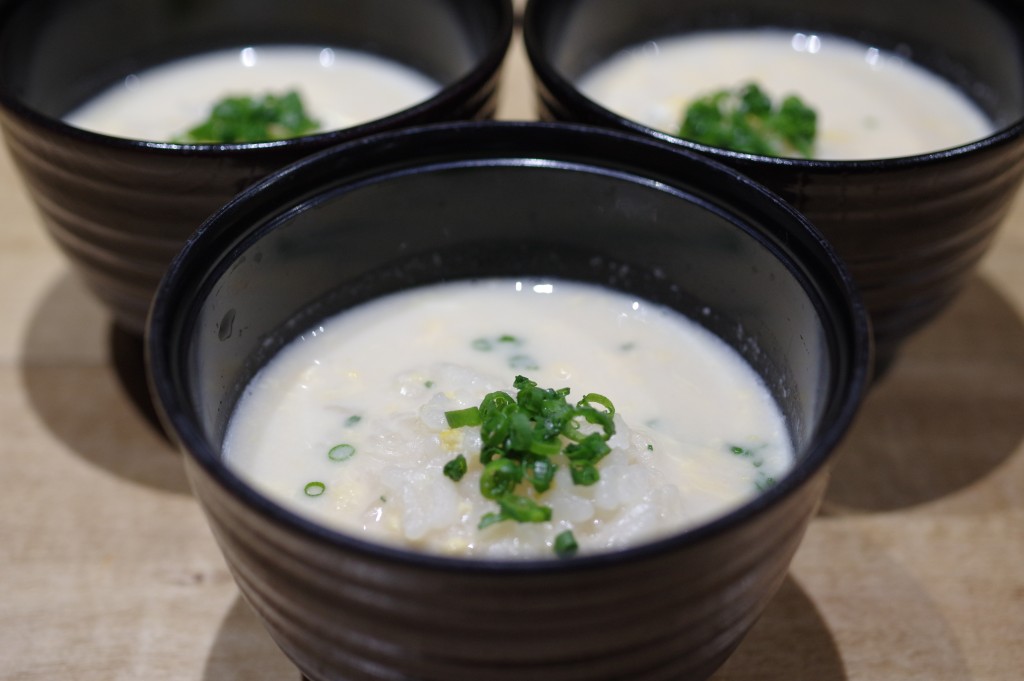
(222, 278, 794, 559)
(577, 29, 994, 159)
(64, 45, 440, 141)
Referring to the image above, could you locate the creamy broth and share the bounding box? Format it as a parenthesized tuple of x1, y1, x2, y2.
(577, 29, 994, 160)
(223, 279, 793, 559)
(64, 45, 440, 141)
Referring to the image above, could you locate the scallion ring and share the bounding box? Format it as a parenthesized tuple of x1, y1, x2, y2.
(303, 481, 326, 497)
(328, 443, 356, 461)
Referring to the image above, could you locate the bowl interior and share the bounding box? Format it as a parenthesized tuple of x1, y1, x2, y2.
(0, 0, 509, 121)
(526, 0, 1024, 137)
(150, 123, 869, 512)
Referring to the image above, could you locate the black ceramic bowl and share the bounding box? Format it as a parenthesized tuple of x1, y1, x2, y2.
(0, 0, 513, 334)
(147, 121, 870, 681)
(523, 0, 1024, 369)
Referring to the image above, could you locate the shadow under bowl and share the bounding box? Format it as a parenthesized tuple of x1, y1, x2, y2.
(522, 0, 1024, 369)
(0, 0, 514, 333)
(146, 121, 871, 681)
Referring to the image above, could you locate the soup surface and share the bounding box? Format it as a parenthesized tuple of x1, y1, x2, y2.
(222, 278, 794, 559)
(64, 45, 440, 141)
(577, 29, 994, 160)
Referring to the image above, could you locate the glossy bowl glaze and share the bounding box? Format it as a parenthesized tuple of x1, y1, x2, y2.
(523, 0, 1024, 369)
(0, 0, 513, 334)
(147, 121, 871, 681)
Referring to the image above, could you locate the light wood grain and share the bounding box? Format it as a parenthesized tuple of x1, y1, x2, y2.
(2, 5, 1022, 680)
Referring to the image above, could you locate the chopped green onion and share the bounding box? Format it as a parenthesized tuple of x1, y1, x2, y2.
(177, 90, 320, 144)
(732, 443, 768, 475)
(679, 82, 817, 158)
(569, 462, 600, 486)
(565, 433, 611, 463)
(445, 406, 482, 428)
(478, 511, 505, 530)
(303, 481, 326, 497)
(579, 392, 615, 414)
(327, 443, 356, 462)
(524, 454, 557, 493)
(554, 530, 579, 558)
(442, 374, 619, 553)
(479, 494, 553, 529)
(508, 354, 539, 370)
(480, 458, 523, 500)
(344, 415, 362, 427)
(496, 494, 552, 523)
(443, 454, 468, 482)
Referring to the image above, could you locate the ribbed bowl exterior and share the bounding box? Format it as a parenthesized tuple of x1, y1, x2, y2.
(146, 122, 871, 681)
(0, 80, 504, 333)
(523, 0, 1024, 368)
(535, 91, 1024, 365)
(736, 143, 1024, 364)
(1, 124, 299, 330)
(186, 454, 827, 681)
(0, 0, 513, 334)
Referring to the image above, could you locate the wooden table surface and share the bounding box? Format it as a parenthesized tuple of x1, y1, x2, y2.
(3, 9, 1023, 681)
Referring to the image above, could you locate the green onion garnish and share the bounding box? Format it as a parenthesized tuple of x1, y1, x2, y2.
(303, 481, 326, 497)
(445, 407, 482, 429)
(328, 444, 356, 462)
(471, 338, 493, 351)
(508, 354, 539, 370)
(479, 494, 553, 529)
(554, 530, 579, 558)
(679, 82, 817, 158)
(732, 443, 772, 489)
(442, 375, 616, 556)
(479, 458, 523, 499)
(443, 454, 468, 482)
(176, 90, 320, 144)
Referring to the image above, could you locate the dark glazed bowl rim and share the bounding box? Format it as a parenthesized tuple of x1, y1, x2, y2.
(147, 120, 872, 575)
(521, 0, 1024, 170)
(0, 0, 514, 158)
